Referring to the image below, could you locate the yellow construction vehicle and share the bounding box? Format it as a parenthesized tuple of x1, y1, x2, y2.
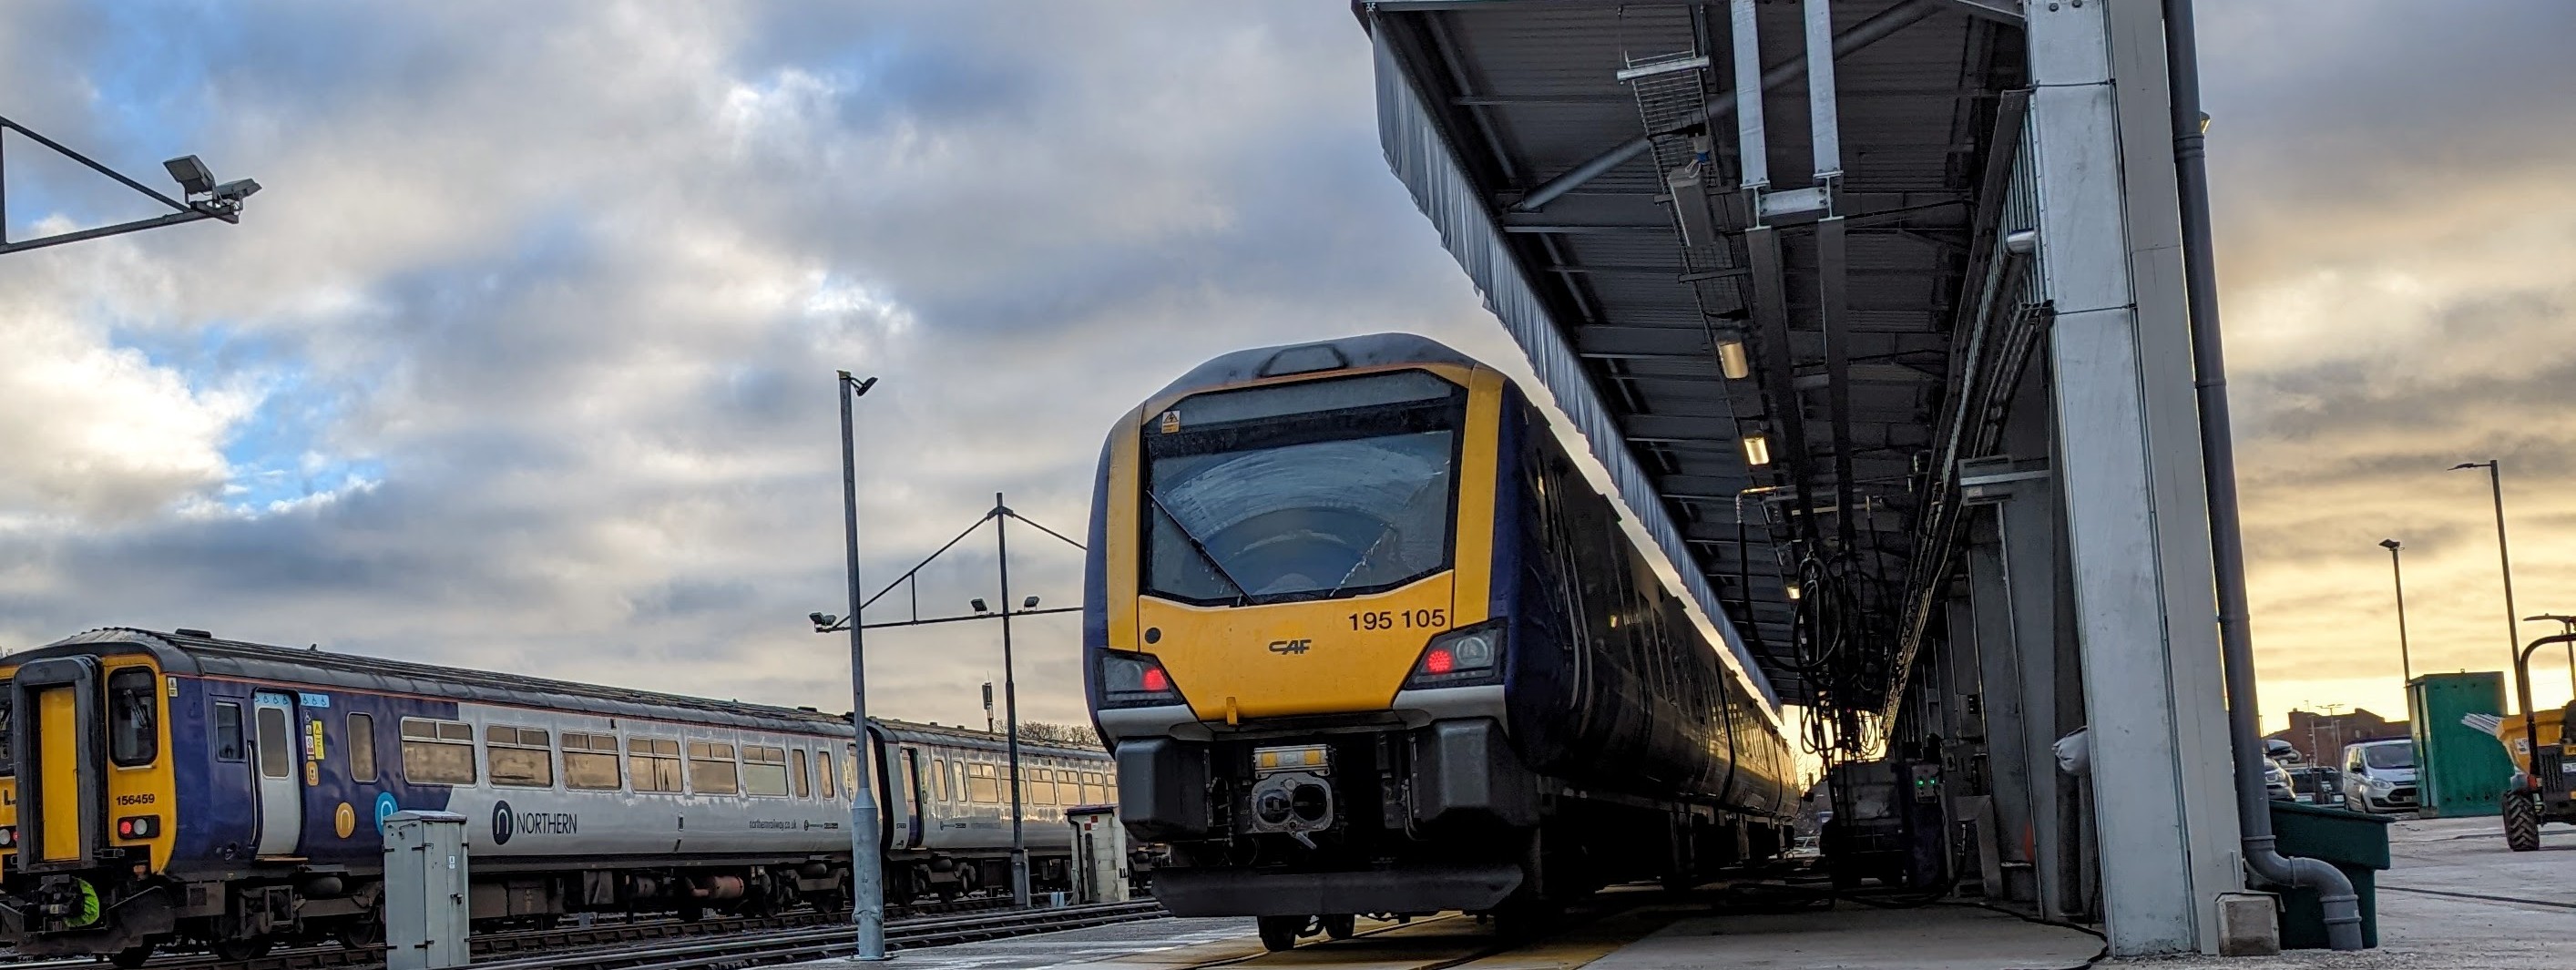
(2494, 626, 2576, 851)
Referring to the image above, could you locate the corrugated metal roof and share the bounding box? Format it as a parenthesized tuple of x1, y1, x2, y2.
(1362, 0, 2026, 708)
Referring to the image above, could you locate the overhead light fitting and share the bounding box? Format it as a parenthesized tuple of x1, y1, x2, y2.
(970, 598, 990, 614)
(163, 155, 216, 196)
(1785, 583, 1803, 601)
(1742, 433, 1773, 467)
(1022, 596, 1040, 608)
(1717, 340, 1751, 380)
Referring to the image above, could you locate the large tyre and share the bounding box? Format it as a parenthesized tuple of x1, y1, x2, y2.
(1319, 914, 1356, 940)
(1256, 915, 1308, 952)
(2503, 791, 2542, 852)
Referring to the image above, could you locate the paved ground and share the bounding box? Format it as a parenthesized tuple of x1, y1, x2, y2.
(793, 818, 2572, 969)
(2103, 812, 2576, 969)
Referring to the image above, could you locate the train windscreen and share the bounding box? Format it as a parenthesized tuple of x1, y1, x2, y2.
(1142, 369, 1465, 605)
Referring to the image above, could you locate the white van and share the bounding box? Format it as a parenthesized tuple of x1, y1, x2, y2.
(2340, 739, 2418, 814)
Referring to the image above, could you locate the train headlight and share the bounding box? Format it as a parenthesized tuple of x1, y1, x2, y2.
(1404, 623, 1507, 689)
(1097, 650, 1185, 709)
(0, 825, 15, 849)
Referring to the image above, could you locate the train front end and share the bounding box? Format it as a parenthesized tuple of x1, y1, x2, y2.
(1085, 334, 1536, 922)
(0, 639, 182, 961)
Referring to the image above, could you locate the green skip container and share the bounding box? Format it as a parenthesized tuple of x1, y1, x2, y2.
(2409, 671, 2515, 817)
(2269, 800, 2391, 949)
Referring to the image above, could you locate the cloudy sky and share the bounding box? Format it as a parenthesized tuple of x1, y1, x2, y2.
(0, 1, 2567, 735)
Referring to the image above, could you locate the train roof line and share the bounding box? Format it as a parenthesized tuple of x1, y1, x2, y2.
(23, 628, 1103, 753)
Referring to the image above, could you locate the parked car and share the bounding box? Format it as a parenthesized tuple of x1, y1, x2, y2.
(2264, 756, 2295, 801)
(2341, 739, 2419, 814)
(2287, 765, 2345, 806)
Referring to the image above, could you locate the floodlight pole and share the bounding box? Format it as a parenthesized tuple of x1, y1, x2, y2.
(837, 371, 887, 961)
(0, 116, 254, 256)
(996, 492, 1031, 907)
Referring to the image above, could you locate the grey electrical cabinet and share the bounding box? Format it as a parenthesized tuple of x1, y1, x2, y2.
(383, 811, 471, 970)
(1067, 806, 1130, 904)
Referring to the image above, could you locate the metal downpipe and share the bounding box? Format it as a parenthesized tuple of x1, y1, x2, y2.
(2161, 0, 2363, 951)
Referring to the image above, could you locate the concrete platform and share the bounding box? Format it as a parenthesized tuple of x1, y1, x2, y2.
(790, 821, 2572, 970)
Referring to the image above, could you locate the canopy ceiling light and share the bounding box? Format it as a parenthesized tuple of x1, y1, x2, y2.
(1741, 433, 1772, 467)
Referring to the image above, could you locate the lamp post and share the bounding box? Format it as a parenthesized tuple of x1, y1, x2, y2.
(992, 491, 1032, 908)
(834, 371, 887, 961)
(2450, 460, 2562, 697)
(2379, 539, 2411, 686)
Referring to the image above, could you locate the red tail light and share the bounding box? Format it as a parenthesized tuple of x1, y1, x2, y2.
(1097, 651, 1184, 709)
(1403, 624, 1506, 689)
(115, 815, 160, 840)
(1425, 648, 1456, 674)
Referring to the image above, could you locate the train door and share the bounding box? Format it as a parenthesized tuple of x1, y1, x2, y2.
(250, 692, 302, 856)
(901, 748, 926, 849)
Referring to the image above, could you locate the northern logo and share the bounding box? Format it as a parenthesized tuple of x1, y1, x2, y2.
(491, 801, 515, 844)
(1267, 638, 1312, 655)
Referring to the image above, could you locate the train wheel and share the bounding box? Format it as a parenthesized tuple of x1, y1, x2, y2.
(212, 938, 272, 961)
(1319, 914, 1356, 940)
(2503, 791, 2542, 852)
(1255, 915, 1309, 952)
(108, 944, 156, 968)
(333, 914, 383, 948)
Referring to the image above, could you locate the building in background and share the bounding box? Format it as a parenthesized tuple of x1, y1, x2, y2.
(2268, 709, 2409, 764)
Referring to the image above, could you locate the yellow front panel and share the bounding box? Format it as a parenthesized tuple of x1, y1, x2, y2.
(37, 688, 79, 862)
(1447, 368, 1505, 628)
(103, 664, 176, 871)
(1143, 575, 1457, 720)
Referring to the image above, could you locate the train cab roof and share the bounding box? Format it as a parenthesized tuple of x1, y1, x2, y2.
(1150, 332, 1482, 403)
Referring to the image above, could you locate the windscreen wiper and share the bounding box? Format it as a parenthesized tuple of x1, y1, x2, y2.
(1144, 489, 1252, 604)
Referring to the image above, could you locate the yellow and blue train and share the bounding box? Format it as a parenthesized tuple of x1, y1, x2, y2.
(0, 628, 1112, 964)
(1083, 332, 1794, 948)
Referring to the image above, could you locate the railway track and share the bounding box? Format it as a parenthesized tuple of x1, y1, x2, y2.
(2, 896, 1105, 970)
(468, 902, 1169, 970)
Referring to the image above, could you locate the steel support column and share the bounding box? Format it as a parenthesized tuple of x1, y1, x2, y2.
(2027, 0, 2242, 955)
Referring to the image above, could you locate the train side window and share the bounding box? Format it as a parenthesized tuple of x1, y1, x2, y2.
(818, 749, 838, 799)
(399, 718, 476, 785)
(688, 740, 740, 794)
(966, 762, 1000, 803)
(348, 712, 378, 782)
(743, 745, 791, 797)
(213, 701, 246, 762)
(107, 667, 159, 767)
(630, 738, 683, 792)
(792, 749, 812, 799)
(486, 725, 555, 788)
(563, 731, 622, 790)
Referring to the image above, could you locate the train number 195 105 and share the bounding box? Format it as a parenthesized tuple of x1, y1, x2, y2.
(1350, 608, 1446, 631)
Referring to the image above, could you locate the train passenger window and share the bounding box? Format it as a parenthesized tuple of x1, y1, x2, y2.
(107, 668, 159, 767)
(348, 712, 378, 782)
(1025, 768, 1048, 806)
(688, 740, 739, 794)
(966, 762, 1000, 803)
(930, 758, 949, 802)
(213, 701, 246, 762)
(629, 738, 683, 792)
(818, 749, 837, 799)
(792, 749, 811, 799)
(486, 725, 555, 788)
(743, 745, 791, 797)
(401, 719, 476, 784)
(949, 761, 966, 803)
(1083, 771, 1106, 805)
(563, 732, 622, 790)
(255, 706, 292, 779)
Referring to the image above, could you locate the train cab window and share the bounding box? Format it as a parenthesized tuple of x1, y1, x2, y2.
(818, 749, 837, 799)
(107, 668, 159, 767)
(743, 745, 791, 797)
(688, 740, 739, 794)
(400, 718, 476, 785)
(1141, 370, 1465, 604)
(486, 726, 555, 788)
(563, 732, 622, 790)
(213, 701, 246, 762)
(347, 712, 378, 782)
(629, 738, 683, 792)
(966, 762, 1000, 803)
(792, 749, 812, 798)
